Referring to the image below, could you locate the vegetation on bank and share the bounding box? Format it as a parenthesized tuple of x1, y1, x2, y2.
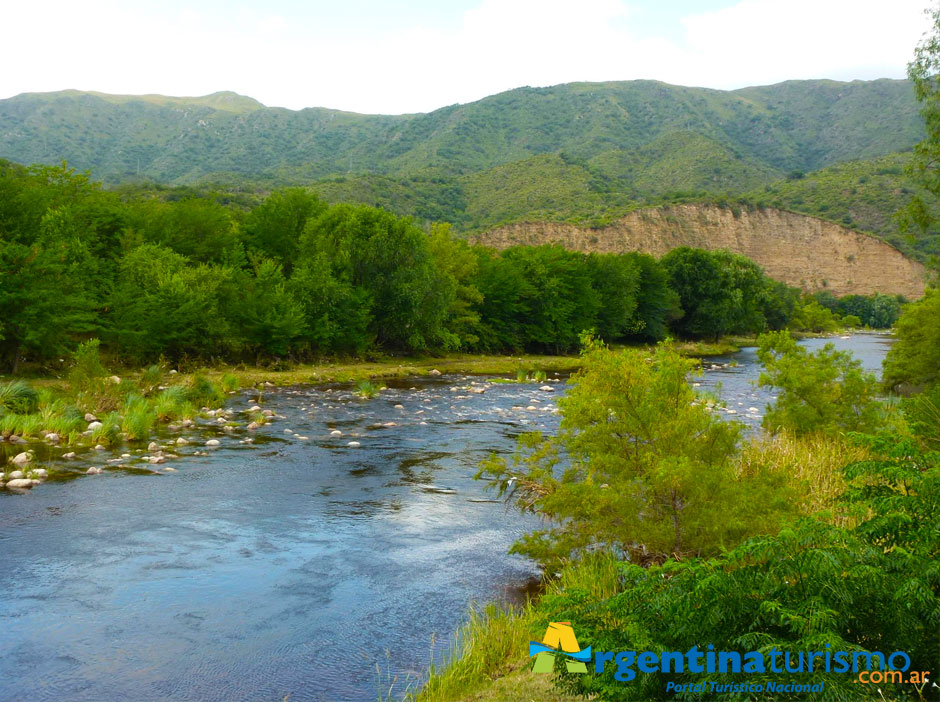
(0, 161, 904, 376)
(415, 324, 938, 702)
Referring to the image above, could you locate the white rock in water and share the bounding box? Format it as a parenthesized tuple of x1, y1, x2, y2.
(32, 468, 48, 478)
(539, 386, 555, 392)
(84, 413, 98, 422)
(347, 441, 361, 447)
(247, 422, 260, 431)
(383, 422, 397, 427)
(62, 452, 76, 459)
(8, 470, 24, 480)
(85, 467, 101, 474)
(149, 456, 165, 464)
(249, 405, 261, 412)
(470, 387, 486, 394)
(176, 437, 189, 445)
(6, 478, 33, 489)
(393, 404, 404, 410)
(148, 442, 160, 452)
(283, 429, 293, 434)
(526, 406, 538, 411)
(262, 409, 275, 417)
(94, 444, 105, 451)
(11, 452, 30, 465)
(330, 430, 342, 436)
(87, 421, 103, 431)
(748, 407, 759, 413)
(182, 419, 194, 428)
(205, 439, 220, 446)
(428, 369, 442, 376)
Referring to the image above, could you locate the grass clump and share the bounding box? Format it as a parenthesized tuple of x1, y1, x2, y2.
(153, 386, 193, 422)
(0, 380, 40, 415)
(221, 373, 240, 393)
(122, 395, 157, 441)
(90, 412, 123, 445)
(356, 379, 385, 398)
(186, 373, 225, 409)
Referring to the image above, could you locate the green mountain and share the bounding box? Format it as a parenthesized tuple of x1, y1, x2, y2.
(0, 79, 922, 185)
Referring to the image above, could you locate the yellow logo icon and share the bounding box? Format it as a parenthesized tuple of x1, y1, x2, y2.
(529, 622, 590, 673)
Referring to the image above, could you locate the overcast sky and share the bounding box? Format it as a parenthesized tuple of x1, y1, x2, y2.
(0, 0, 933, 114)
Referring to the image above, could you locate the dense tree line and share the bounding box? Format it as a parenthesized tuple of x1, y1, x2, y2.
(0, 162, 897, 372)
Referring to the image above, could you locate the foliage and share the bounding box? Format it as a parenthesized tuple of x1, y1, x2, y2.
(477, 341, 798, 568)
(122, 394, 157, 441)
(882, 289, 940, 391)
(757, 331, 881, 435)
(186, 373, 225, 409)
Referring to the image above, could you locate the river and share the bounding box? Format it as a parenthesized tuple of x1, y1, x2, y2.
(0, 334, 893, 702)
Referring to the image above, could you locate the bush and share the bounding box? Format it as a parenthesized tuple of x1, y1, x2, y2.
(757, 331, 881, 435)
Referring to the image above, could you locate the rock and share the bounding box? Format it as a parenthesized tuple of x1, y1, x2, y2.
(8, 470, 24, 480)
(168, 369, 178, 374)
(182, 419, 194, 428)
(84, 413, 98, 422)
(283, 429, 293, 434)
(383, 422, 397, 427)
(148, 442, 160, 452)
(347, 441, 361, 447)
(86, 467, 103, 475)
(31, 469, 48, 478)
(394, 404, 404, 410)
(163, 467, 177, 472)
(87, 421, 103, 431)
(9, 435, 27, 445)
(11, 452, 30, 465)
(62, 452, 76, 459)
(747, 407, 760, 413)
(470, 387, 486, 394)
(249, 405, 261, 412)
(247, 422, 260, 431)
(167, 424, 180, 432)
(148, 456, 165, 464)
(94, 444, 105, 451)
(330, 430, 342, 436)
(526, 406, 538, 411)
(262, 409, 275, 417)
(295, 435, 309, 440)
(176, 437, 189, 445)
(109, 375, 121, 384)
(428, 369, 442, 376)
(205, 439, 220, 446)
(6, 479, 33, 489)
(121, 453, 131, 459)
(539, 386, 555, 392)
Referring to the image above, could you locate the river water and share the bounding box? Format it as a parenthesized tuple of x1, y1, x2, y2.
(0, 334, 892, 702)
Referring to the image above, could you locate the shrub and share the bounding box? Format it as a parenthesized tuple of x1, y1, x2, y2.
(186, 373, 224, 408)
(221, 373, 240, 393)
(757, 331, 881, 435)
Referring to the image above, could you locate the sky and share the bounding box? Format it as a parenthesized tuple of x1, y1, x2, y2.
(0, 0, 934, 114)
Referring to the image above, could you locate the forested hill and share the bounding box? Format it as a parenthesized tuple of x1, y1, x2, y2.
(0, 79, 922, 185)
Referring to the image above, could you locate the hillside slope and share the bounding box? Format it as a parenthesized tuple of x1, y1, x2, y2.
(0, 79, 922, 184)
(472, 204, 927, 299)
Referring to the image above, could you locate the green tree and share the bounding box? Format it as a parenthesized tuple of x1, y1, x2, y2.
(427, 223, 483, 350)
(241, 187, 325, 273)
(757, 331, 881, 435)
(477, 340, 796, 568)
(882, 288, 940, 391)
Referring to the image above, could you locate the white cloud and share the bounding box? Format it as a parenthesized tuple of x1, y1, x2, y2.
(0, 0, 932, 114)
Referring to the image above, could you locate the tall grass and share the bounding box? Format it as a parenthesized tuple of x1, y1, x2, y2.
(356, 379, 384, 398)
(153, 386, 192, 421)
(221, 373, 240, 393)
(0, 380, 39, 414)
(187, 373, 225, 408)
(122, 395, 157, 441)
(91, 412, 123, 445)
(735, 431, 870, 522)
(412, 553, 621, 702)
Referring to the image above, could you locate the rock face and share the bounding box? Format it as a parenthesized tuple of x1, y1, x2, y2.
(473, 205, 927, 299)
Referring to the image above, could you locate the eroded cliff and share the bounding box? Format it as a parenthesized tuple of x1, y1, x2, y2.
(472, 205, 926, 298)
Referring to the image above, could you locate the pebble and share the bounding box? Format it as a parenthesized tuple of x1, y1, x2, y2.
(206, 439, 220, 446)
(5, 479, 33, 489)
(11, 452, 30, 465)
(94, 444, 105, 451)
(62, 452, 76, 459)
(330, 430, 342, 436)
(539, 386, 555, 392)
(176, 437, 189, 445)
(347, 441, 361, 447)
(86, 467, 103, 475)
